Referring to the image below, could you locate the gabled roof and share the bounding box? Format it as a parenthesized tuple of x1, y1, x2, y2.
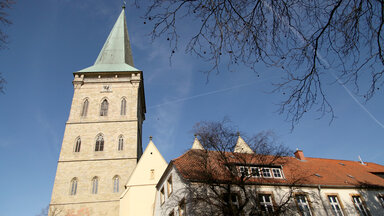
(124, 140, 168, 189)
(172, 149, 384, 188)
(234, 135, 254, 154)
(191, 136, 204, 150)
(78, 8, 140, 73)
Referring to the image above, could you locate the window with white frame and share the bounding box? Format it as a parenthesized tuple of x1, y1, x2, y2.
(167, 175, 173, 196)
(95, 134, 104, 151)
(251, 167, 261, 177)
(118, 135, 124, 151)
(239, 166, 249, 177)
(70, 178, 78, 195)
(120, 98, 126, 115)
(259, 194, 274, 214)
(113, 176, 119, 193)
(296, 195, 312, 216)
(100, 99, 108, 116)
(160, 187, 165, 205)
(378, 195, 384, 208)
(352, 195, 369, 216)
(328, 195, 344, 216)
(81, 99, 89, 117)
(262, 168, 272, 178)
(272, 168, 283, 178)
(74, 137, 81, 152)
(92, 177, 98, 194)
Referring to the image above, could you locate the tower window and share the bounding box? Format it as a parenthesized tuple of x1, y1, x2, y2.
(92, 177, 98, 194)
(100, 99, 109, 116)
(70, 178, 78, 195)
(113, 176, 120, 193)
(95, 134, 104, 151)
(81, 99, 89, 117)
(121, 98, 126, 115)
(118, 136, 124, 151)
(74, 137, 81, 152)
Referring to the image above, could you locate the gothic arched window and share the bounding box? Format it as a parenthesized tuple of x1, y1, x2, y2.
(100, 99, 109, 116)
(118, 135, 124, 151)
(120, 98, 126, 116)
(92, 177, 98, 194)
(70, 178, 78, 195)
(113, 176, 120, 193)
(95, 134, 104, 151)
(81, 99, 89, 117)
(74, 137, 81, 152)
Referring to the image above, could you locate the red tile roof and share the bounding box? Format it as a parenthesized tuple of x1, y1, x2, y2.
(172, 150, 384, 188)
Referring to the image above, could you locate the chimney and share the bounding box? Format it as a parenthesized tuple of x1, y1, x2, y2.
(294, 149, 306, 161)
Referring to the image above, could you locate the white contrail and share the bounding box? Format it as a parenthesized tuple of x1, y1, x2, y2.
(148, 80, 260, 109)
(263, 1, 384, 129)
(332, 74, 384, 129)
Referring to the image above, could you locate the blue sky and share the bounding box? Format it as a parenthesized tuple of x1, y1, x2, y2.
(0, 1, 383, 215)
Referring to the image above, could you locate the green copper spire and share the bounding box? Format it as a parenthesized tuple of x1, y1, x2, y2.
(78, 7, 139, 72)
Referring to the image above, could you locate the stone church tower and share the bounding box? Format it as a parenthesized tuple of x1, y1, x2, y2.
(50, 7, 145, 216)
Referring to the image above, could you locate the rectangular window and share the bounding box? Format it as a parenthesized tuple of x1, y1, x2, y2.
(352, 195, 369, 216)
(223, 193, 240, 209)
(160, 187, 165, 205)
(272, 168, 283, 178)
(167, 175, 173, 196)
(262, 168, 272, 178)
(259, 194, 274, 214)
(239, 166, 249, 177)
(296, 195, 312, 216)
(231, 194, 239, 208)
(178, 199, 186, 216)
(378, 195, 384, 208)
(328, 195, 344, 216)
(251, 167, 261, 177)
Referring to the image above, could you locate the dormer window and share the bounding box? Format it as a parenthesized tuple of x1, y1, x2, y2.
(272, 168, 283, 178)
(262, 168, 272, 178)
(237, 166, 283, 179)
(251, 167, 261, 177)
(239, 166, 249, 177)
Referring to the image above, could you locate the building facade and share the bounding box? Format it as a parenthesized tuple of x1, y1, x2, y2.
(49, 7, 146, 216)
(155, 137, 384, 216)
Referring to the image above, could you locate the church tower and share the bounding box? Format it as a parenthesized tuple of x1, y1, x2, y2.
(49, 7, 145, 216)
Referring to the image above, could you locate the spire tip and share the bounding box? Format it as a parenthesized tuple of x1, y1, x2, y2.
(122, 1, 126, 9)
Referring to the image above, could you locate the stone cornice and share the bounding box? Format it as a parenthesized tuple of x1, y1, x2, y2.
(66, 119, 138, 125)
(58, 157, 137, 163)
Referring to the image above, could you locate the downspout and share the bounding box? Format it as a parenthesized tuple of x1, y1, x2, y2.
(318, 185, 330, 216)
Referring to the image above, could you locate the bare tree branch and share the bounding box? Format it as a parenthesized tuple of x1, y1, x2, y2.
(140, 0, 384, 128)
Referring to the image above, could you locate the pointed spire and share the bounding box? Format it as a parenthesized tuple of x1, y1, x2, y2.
(234, 134, 254, 154)
(191, 134, 204, 150)
(78, 7, 140, 73)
